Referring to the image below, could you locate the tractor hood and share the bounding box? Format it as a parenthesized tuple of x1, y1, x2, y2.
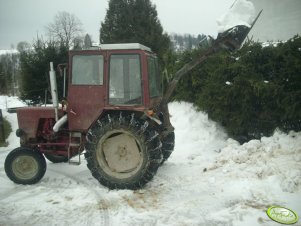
(17, 107, 63, 139)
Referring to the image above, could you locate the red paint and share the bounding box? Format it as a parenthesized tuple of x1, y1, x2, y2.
(16, 45, 159, 158)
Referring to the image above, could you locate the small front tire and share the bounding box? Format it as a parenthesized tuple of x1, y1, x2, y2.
(4, 147, 47, 185)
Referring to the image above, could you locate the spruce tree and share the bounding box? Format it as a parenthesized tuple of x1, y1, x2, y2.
(19, 40, 68, 103)
(100, 0, 170, 59)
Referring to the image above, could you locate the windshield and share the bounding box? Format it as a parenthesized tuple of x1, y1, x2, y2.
(147, 56, 162, 97)
(72, 55, 104, 85)
(109, 54, 142, 105)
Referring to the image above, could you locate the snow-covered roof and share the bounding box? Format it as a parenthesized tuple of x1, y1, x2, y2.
(93, 43, 152, 52)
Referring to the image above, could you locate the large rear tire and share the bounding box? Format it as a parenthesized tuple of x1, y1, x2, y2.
(4, 147, 47, 185)
(85, 113, 163, 190)
(161, 131, 175, 163)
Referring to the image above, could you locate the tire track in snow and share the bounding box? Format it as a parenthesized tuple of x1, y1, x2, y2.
(46, 167, 110, 226)
(0, 185, 27, 201)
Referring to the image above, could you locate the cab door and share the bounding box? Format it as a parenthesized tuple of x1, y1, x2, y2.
(67, 53, 106, 131)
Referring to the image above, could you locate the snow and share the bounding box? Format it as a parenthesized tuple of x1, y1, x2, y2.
(217, 0, 256, 33)
(261, 41, 281, 48)
(0, 96, 301, 226)
(0, 50, 18, 55)
(0, 96, 26, 109)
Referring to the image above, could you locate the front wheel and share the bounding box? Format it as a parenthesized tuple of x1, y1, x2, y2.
(85, 113, 163, 190)
(4, 147, 47, 185)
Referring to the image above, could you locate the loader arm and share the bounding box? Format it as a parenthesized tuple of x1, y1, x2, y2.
(157, 10, 262, 130)
(160, 10, 262, 108)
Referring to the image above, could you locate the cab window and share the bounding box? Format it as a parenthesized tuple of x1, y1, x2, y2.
(147, 56, 162, 97)
(72, 55, 104, 85)
(109, 54, 142, 105)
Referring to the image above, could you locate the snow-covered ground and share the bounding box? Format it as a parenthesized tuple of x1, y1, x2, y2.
(0, 96, 300, 226)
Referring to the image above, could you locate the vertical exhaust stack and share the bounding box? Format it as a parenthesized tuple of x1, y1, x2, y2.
(49, 62, 59, 121)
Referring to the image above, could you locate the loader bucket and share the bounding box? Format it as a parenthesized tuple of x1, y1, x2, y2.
(216, 25, 251, 51)
(215, 10, 263, 51)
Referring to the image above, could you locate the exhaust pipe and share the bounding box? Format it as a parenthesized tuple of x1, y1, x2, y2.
(49, 62, 58, 121)
(53, 114, 68, 132)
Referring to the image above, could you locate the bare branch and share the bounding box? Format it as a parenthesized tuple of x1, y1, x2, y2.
(45, 11, 83, 48)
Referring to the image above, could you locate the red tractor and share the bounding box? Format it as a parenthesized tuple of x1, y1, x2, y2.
(4, 13, 261, 189)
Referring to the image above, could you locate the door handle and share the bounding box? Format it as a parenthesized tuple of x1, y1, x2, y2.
(70, 109, 77, 115)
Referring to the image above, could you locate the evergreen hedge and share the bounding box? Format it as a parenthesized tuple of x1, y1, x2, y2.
(19, 41, 68, 104)
(0, 117, 12, 147)
(171, 36, 301, 142)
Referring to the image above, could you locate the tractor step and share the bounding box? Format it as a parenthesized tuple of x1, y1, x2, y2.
(68, 132, 82, 165)
(68, 159, 81, 165)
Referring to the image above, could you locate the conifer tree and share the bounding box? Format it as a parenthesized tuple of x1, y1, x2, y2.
(100, 0, 170, 59)
(19, 40, 68, 103)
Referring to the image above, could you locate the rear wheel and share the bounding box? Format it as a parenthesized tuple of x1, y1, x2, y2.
(85, 113, 162, 190)
(161, 131, 175, 163)
(4, 147, 47, 185)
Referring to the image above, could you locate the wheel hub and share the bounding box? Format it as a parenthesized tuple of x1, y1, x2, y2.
(102, 133, 142, 173)
(12, 156, 38, 180)
(117, 145, 128, 158)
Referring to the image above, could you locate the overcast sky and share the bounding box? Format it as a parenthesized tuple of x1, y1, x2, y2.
(0, 0, 300, 50)
(0, 0, 234, 50)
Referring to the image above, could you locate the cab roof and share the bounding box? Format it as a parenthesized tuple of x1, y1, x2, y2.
(89, 43, 152, 52)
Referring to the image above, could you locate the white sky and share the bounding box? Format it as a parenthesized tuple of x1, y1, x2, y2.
(0, 0, 233, 49)
(0, 0, 300, 50)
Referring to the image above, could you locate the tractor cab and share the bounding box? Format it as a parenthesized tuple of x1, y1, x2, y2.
(66, 43, 162, 131)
